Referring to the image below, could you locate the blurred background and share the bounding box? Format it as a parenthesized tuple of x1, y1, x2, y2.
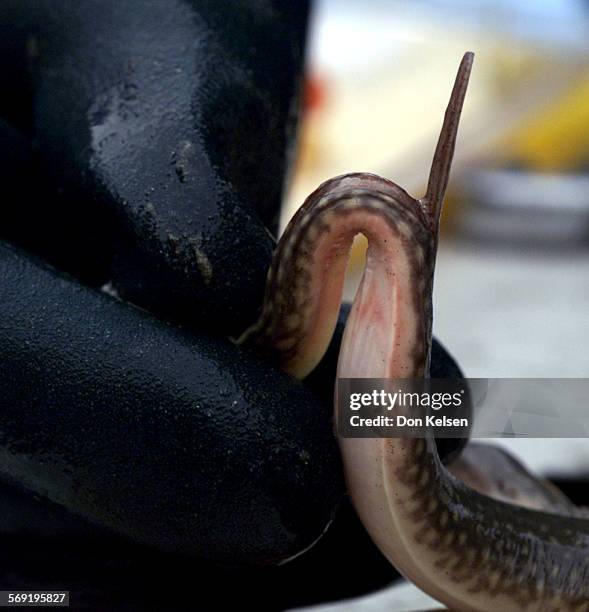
(286, 0, 589, 609)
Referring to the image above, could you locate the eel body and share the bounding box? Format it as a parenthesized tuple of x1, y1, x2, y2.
(246, 53, 589, 610)
(0, 0, 471, 574)
(1, 7, 585, 604)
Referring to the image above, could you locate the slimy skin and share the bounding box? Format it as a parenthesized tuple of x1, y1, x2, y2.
(451, 443, 589, 519)
(238, 172, 432, 380)
(244, 53, 589, 610)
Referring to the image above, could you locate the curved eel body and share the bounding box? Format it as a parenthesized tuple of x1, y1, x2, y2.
(244, 53, 589, 610)
(452, 443, 589, 519)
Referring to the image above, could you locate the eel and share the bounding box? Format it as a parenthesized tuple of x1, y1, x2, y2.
(0, 3, 471, 567)
(243, 53, 589, 610)
(451, 443, 589, 519)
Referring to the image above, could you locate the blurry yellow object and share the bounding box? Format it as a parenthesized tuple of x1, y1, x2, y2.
(499, 70, 589, 171)
(281, 2, 589, 290)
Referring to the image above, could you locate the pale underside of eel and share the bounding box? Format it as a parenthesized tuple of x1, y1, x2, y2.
(240, 53, 589, 611)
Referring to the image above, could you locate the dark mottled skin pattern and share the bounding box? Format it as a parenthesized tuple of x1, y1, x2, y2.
(0, 0, 308, 333)
(398, 437, 589, 609)
(247, 166, 589, 608)
(246, 174, 433, 372)
(0, 242, 344, 565)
